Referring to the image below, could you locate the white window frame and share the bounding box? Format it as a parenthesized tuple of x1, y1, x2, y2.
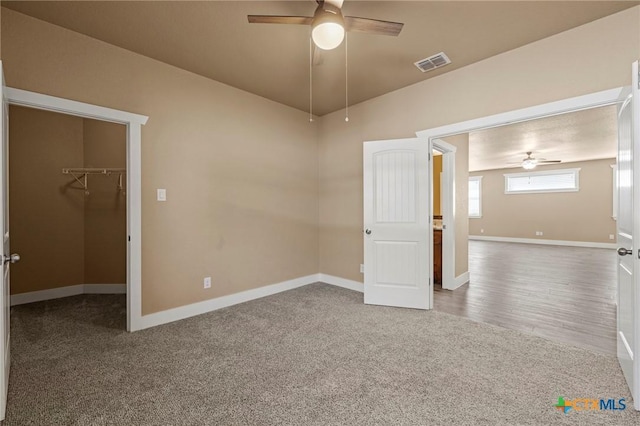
(468, 176, 482, 218)
(503, 168, 580, 194)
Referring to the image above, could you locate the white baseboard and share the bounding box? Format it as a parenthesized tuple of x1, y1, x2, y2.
(137, 274, 319, 331)
(469, 235, 617, 249)
(318, 273, 364, 293)
(451, 272, 470, 290)
(11, 283, 127, 306)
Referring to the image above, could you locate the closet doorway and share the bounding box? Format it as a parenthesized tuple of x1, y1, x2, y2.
(8, 106, 128, 329)
(2, 87, 147, 332)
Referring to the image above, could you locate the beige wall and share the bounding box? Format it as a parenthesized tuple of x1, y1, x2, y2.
(9, 106, 85, 294)
(433, 154, 442, 216)
(83, 119, 127, 284)
(318, 7, 639, 283)
(470, 159, 616, 243)
(2, 6, 638, 310)
(2, 8, 319, 314)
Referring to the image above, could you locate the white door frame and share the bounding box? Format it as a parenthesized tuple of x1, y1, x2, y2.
(416, 87, 626, 297)
(432, 139, 456, 292)
(416, 88, 625, 140)
(5, 88, 148, 332)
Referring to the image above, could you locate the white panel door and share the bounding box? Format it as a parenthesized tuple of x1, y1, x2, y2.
(0, 62, 12, 420)
(363, 138, 431, 309)
(617, 60, 640, 410)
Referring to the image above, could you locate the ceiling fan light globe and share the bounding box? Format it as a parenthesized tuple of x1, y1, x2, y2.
(522, 159, 537, 170)
(312, 22, 345, 50)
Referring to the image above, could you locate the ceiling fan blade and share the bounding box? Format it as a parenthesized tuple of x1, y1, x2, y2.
(538, 160, 562, 163)
(344, 16, 404, 36)
(248, 15, 313, 25)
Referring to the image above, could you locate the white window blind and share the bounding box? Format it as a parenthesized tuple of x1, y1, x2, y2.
(504, 168, 580, 194)
(469, 176, 482, 217)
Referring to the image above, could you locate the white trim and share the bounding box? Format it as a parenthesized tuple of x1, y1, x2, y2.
(432, 139, 456, 294)
(10, 284, 127, 306)
(619, 331, 634, 362)
(11, 285, 83, 306)
(611, 164, 618, 220)
(432, 138, 457, 153)
(453, 272, 470, 290)
(5, 88, 148, 125)
(469, 235, 617, 249)
(318, 273, 364, 292)
(416, 87, 625, 139)
(416, 87, 625, 309)
(137, 275, 318, 330)
(126, 123, 143, 332)
(5, 87, 148, 332)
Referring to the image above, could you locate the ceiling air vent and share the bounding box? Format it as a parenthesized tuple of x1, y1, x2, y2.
(414, 52, 451, 73)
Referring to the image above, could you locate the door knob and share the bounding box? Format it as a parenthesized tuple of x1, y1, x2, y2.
(365, 229, 372, 235)
(617, 247, 633, 256)
(3, 253, 20, 264)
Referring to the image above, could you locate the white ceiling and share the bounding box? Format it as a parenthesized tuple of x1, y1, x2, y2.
(468, 105, 618, 172)
(2, 1, 637, 116)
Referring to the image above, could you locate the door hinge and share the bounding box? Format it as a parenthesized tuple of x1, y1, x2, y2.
(128, 235, 131, 242)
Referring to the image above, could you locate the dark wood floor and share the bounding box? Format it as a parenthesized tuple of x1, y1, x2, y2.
(434, 240, 617, 355)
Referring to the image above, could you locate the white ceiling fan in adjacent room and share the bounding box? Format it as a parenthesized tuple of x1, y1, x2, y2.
(509, 152, 562, 170)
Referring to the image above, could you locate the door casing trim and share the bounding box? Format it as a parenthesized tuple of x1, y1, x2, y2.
(6, 87, 148, 332)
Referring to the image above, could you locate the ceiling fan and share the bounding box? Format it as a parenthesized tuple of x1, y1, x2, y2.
(510, 152, 562, 170)
(248, 0, 404, 51)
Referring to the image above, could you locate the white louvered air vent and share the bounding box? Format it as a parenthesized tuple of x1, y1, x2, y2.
(414, 52, 451, 73)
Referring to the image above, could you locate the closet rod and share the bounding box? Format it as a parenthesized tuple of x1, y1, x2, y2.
(62, 168, 126, 175)
(62, 168, 126, 195)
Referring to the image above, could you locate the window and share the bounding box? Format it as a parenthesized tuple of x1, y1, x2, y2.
(504, 168, 580, 194)
(468, 176, 482, 218)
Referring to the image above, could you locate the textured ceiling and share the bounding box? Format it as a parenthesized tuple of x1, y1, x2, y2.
(2, 1, 637, 116)
(468, 105, 618, 172)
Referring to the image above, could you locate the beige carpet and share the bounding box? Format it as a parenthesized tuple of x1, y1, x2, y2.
(5, 283, 639, 425)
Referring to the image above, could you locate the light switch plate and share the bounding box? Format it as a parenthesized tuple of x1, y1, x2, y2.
(157, 189, 167, 201)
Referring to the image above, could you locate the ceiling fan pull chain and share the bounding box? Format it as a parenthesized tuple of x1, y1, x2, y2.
(345, 31, 349, 122)
(309, 35, 314, 122)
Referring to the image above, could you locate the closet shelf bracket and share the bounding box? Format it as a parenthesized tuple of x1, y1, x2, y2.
(62, 168, 126, 195)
